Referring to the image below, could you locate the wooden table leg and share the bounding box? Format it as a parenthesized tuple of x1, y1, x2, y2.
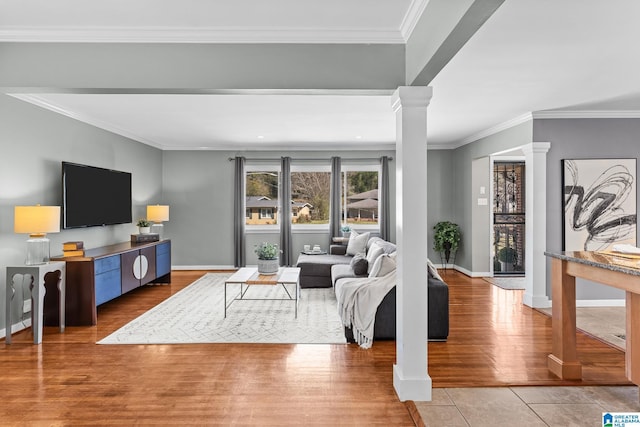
(547, 258, 582, 379)
(626, 291, 640, 384)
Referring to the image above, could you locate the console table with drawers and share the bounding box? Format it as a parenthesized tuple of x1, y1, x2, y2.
(51, 239, 171, 326)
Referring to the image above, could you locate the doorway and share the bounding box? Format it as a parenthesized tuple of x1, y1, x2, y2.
(493, 161, 525, 275)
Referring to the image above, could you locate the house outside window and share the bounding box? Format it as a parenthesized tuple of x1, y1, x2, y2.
(342, 166, 380, 229)
(246, 167, 280, 227)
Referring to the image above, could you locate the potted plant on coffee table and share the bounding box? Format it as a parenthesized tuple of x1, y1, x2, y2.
(433, 221, 461, 267)
(254, 242, 280, 275)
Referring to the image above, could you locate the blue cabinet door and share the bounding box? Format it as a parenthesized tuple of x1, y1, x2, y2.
(94, 255, 121, 305)
(156, 241, 171, 277)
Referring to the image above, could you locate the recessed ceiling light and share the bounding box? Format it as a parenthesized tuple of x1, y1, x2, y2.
(355, 135, 362, 139)
(257, 135, 264, 139)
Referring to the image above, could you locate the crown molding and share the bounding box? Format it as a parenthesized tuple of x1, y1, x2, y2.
(532, 110, 640, 119)
(400, 0, 430, 41)
(160, 142, 397, 151)
(453, 112, 534, 149)
(0, 26, 405, 44)
(426, 143, 455, 150)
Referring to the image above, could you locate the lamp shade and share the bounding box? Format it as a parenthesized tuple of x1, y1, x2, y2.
(147, 205, 169, 222)
(14, 205, 61, 235)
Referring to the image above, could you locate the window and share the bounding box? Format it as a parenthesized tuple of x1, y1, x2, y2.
(342, 167, 380, 227)
(246, 168, 280, 226)
(260, 208, 274, 219)
(291, 165, 331, 225)
(243, 162, 381, 230)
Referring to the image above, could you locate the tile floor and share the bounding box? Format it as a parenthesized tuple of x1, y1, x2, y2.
(415, 386, 640, 426)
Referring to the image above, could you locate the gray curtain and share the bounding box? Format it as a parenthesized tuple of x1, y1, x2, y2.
(233, 156, 246, 267)
(329, 156, 342, 246)
(280, 157, 293, 266)
(380, 156, 391, 241)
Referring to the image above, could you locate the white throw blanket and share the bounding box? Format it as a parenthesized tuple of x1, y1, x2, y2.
(336, 270, 396, 349)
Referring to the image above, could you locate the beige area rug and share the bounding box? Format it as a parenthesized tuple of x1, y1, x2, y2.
(483, 276, 526, 290)
(538, 306, 626, 351)
(98, 273, 347, 345)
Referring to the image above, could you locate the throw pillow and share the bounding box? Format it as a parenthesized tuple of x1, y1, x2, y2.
(350, 253, 368, 275)
(427, 258, 443, 281)
(346, 230, 370, 256)
(366, 243, 385, 274)
(368, 253, 397, 278)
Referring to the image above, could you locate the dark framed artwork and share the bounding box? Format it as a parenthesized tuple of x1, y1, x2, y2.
(562, 158, 637, 251)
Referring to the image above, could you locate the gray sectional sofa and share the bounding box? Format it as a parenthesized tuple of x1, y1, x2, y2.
(295, 236, 449, 342)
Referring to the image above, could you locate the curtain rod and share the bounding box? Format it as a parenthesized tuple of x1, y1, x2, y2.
(227, 157, 392, 162)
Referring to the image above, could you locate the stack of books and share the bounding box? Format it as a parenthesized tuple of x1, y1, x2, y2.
(63, 241, 85, 257)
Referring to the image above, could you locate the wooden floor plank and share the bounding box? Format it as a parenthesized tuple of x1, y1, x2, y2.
(0, 269, 629, 425)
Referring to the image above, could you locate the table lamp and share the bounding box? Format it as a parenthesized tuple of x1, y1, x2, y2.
(14, 205, 61, 265)
(147, 204, 169, 239)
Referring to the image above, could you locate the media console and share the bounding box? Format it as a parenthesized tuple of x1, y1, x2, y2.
(50, 240, 171, 326)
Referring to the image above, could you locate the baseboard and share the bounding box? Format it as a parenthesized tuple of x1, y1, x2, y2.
(454, 265, 491, 277)
(1, 318, 32, 340)
(433, 264, 490, 278)
(576, 299, 625, 307)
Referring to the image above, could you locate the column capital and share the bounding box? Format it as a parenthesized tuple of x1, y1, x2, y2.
(521, 142, 551, 155)
(391, 86, 433, 112)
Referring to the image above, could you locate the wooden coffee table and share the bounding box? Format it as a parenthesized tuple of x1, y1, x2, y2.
(224, 267, 301, 318)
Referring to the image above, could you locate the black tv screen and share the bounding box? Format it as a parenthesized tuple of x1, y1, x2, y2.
(62, 162, 132, 229)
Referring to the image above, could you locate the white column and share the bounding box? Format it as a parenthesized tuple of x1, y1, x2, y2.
(391, 86, 432, 401)
(522, 142, 551, 308)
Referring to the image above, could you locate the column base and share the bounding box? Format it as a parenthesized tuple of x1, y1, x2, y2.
(393, 364, 432, 402)
(548, 354, 582, 380)
(523, 292, 551, 308)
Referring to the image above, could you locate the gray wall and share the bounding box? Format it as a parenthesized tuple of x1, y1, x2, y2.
(534, 118, 640, 301)
(162, 150, 397, 267)
(451, 120, 534, 270)
(426, 149, 456, 263)
(0, 93, 163, 332)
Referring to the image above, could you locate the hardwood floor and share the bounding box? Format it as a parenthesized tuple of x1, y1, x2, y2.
(0, 269, 629, 425)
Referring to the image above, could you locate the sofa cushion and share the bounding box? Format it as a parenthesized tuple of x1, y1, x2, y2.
(368, 253, 396, 278)
(367, 237, 397, 254)
(296, 253, 352, 281)
(332, 263, 359, 286)
(346, 230, 370, 256)
(350, 253, 368, 275)
(366, 243, 385, 274)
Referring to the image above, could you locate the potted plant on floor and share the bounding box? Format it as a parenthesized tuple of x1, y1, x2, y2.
(433, 221, 461, 267)
(255, 242, 280, 275)
(137, 218, 151, 234)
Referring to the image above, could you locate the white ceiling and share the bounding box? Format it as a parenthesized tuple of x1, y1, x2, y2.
(3, 0, 640, 150)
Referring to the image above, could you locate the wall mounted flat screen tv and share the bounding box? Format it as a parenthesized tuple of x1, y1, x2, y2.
(62, 162, 132, 229)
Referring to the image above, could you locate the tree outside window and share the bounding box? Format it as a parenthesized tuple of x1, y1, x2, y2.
(291, 171, 330, 224)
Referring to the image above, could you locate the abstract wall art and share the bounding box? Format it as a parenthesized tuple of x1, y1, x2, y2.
(562, 158, 637, 251)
